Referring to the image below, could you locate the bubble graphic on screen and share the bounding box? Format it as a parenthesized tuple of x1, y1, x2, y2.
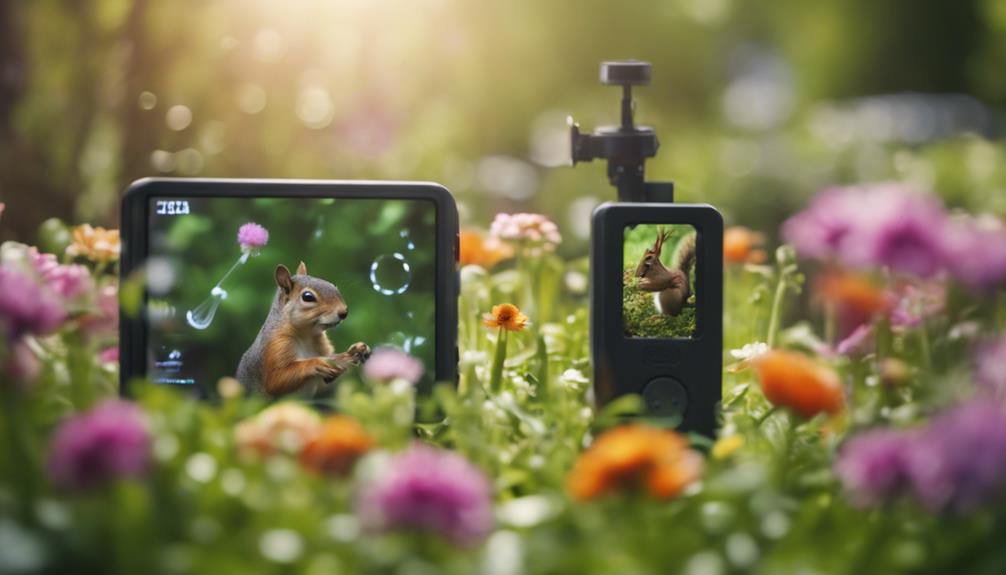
(400, 229, 415, 251)
(370, 253, 411, 295)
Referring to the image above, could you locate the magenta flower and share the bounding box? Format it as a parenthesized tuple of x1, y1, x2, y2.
(237, 222, 269, 251)
(904, 400, 1006, 512)
(47, 400, 152, 491)
(356, 443, 494, 546)
(781, 186, 862, 260)
(941, 217, 1006, 292)
(835, 428, 913, 507)
(0, 266, 65, 341)
(784, 183, 950, 278)
(30, 248, 93, 302)
(362, 347, 425, 385)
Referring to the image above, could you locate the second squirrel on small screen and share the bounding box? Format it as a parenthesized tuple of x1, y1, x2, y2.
(236, 261, 371, 398)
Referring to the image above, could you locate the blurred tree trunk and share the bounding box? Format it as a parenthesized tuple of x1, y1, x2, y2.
(0, 0, 74, 243)
(0, 1, 102, 242)
(120, 0, 157, 193)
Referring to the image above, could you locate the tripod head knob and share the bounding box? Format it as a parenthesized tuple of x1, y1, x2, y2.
(600, 60, 651, 87)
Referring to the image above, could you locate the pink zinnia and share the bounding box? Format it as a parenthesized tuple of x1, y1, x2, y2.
(47, 400, 151, 491)
(362, 347, 425, 385)
(29, 247, 93, 302)
(0, 266, 65, 340)
(237, 222, 269, 251)
(356, 444, 494, 546)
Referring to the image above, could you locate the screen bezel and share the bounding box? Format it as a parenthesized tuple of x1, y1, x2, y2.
(120, 178, 459, 398)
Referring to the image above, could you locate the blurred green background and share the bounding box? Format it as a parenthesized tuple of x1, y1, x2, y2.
(623, 224, 696, 338)
(1, 0, 1006, 248)
(147, 196, 436, 395)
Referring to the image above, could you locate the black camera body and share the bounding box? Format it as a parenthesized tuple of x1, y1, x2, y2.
(590, 202, 723, 436)
(573, 61, 723, 436)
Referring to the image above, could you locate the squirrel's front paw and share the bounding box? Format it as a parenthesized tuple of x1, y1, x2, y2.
(314, 362, 344, 383)
(346, 342, 371, 364)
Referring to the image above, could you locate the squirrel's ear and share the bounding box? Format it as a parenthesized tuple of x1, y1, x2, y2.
(296, 261, 308, 276)
(275, 265, 294, 295)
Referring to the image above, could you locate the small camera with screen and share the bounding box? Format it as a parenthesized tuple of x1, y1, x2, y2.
(570, 61, 723, 436)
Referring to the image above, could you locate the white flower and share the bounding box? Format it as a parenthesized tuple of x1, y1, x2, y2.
(559, 368, 589, 391)
(729, 342, 770, 362)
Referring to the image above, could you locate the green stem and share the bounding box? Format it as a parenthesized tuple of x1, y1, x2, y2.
(766, 269, 788, 349)
(918, 320, 932, 373)
(2, 389, 38, 523)
(489, 328, 508, 393)
(754, 405, 778, 428)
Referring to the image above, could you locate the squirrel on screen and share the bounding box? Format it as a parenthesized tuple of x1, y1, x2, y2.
(634, 228, 696, 317)
(236, 261, 370, 398)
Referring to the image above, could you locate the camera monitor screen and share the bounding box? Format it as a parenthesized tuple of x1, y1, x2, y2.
(140, 193, 440, 399)
(623, 223, 698, 338)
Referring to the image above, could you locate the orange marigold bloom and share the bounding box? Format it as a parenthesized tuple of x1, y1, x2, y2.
(483, 303, 528, 332)
(459, 230, 514, 269)
(299, 415, 374, 476)
(723, 226, 767, 264)
(816, 272, 891, 315)
(567, 424, 703, 501)
(755, 350, 844, 419)
(66, 224, 121, 263)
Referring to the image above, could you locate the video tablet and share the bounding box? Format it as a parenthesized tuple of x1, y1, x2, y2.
(120, 178, 458, 400)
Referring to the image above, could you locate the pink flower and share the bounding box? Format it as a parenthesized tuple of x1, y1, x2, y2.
(237, 222, 269, 251)
(489, 213, 561, 255)
(30, 248, 93, 302)
(0, 266, 65, 341)
(835, 324, 874, 357)
(99, 346, 119, 365)
(356, 443, 494, 546)
(889, 281, 946, 329)
(47, 400, 151, 491)
(362, 347, 424, 385)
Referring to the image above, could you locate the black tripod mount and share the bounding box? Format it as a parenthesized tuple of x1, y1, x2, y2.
(568, 60, 675, 203)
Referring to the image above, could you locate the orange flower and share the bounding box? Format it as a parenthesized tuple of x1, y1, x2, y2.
(815, 271, 893, 334)
(483, 303, 528, 332)
(755, 350, 844, 419)
(66, 224, 121, 263)
(567, 424, 703, 501)
(299, 415, 374, 476)
(459, 230, 514, 269)
(723, 226, 767, 264)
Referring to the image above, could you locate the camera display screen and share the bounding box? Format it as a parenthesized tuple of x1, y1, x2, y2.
(144, 195, 437, 398)
(623, 224, 698, 338)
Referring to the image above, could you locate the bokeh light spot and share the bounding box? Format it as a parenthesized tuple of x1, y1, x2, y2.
(165, 105, 193, 131)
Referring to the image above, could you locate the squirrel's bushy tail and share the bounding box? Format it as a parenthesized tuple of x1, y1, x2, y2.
(676, 234, 697, 274)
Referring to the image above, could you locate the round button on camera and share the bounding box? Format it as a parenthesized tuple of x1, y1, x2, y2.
(642, 377, 688, 421)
